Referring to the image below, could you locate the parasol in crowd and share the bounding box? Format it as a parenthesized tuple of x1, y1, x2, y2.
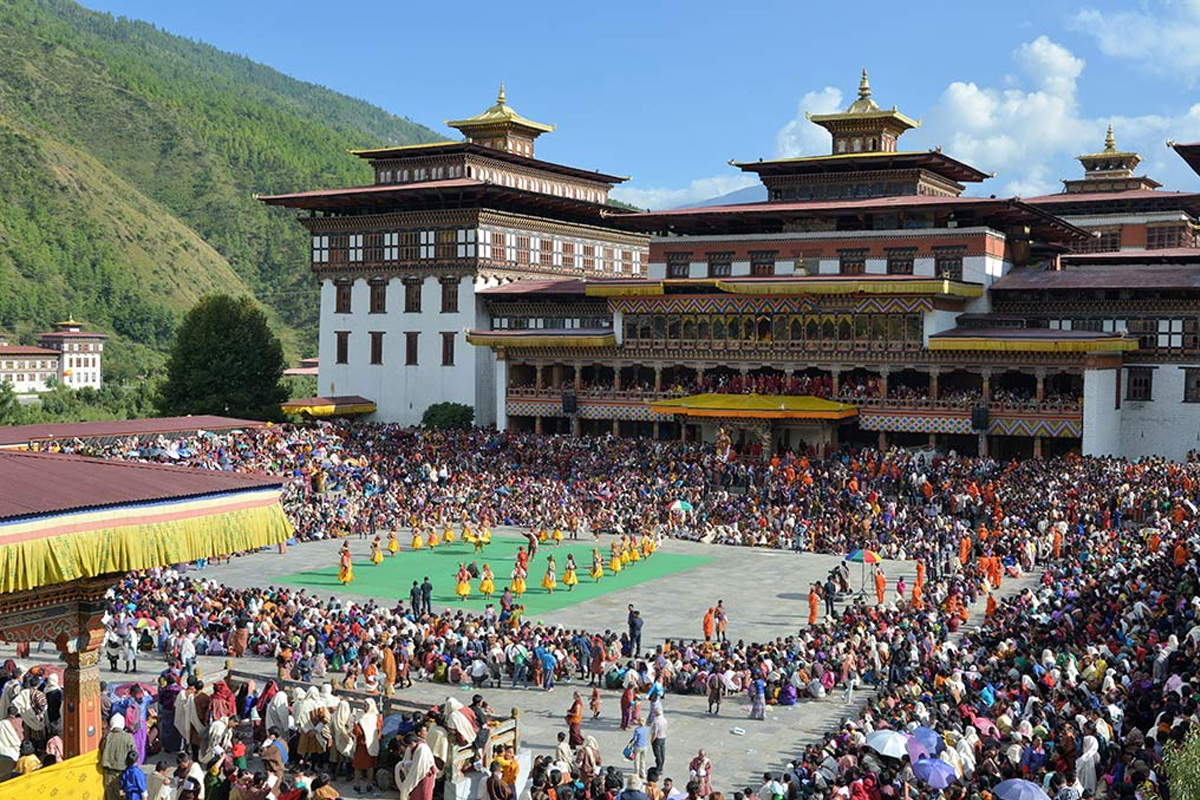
(912, 758, 958, 790)
(666, 500, 693, 512)
(992, 780, 1051, 800)
(844, 548, 883, 592)
(864, 729, 908, 759)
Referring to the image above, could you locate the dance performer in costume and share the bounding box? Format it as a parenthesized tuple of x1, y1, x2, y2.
(338, 542, 354, 585)
(511, 565, 527, 598)
(370, 536, 384, 565)
(563, 554, 578, 591)
(542, 555, 558, 594)
(590, 549, 604, 582)
(386, 530, 400, 556)
(454, 564, 471, 601)
(479, 564, 495, 598)
(609, 541, 623, 574)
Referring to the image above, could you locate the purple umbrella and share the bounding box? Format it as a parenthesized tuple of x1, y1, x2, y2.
(910, 726, 945, 756)
(993, 780, 1051, 800)
(913, 758, 958, 790)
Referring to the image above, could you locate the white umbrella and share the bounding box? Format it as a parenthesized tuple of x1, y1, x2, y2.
(865, 729, 909, 759)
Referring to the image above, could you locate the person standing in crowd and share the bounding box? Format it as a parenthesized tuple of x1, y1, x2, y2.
(100, 715, 136, 800)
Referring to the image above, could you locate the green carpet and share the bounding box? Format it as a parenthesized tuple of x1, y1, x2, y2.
(275, 533, 714, 615)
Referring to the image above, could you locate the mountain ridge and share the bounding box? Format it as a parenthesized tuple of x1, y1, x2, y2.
(0, 0, 443, 377)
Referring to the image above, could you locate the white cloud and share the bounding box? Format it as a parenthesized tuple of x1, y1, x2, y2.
(610, 173, 759, 211)
(1073, 1, 1200, 79)
(776, 87, 845, 158)
(622, 32, 1200, 209)
(926, 34, 1200, 196)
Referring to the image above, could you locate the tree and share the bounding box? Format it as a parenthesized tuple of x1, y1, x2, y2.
(157, 294, 286, 419)
(1164, 724, 1200, 800)
(421, 402, 474, 430)
(0, 382, 18, 426)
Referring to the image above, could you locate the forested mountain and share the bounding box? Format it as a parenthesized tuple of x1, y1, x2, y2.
(0, 0, 442, 377)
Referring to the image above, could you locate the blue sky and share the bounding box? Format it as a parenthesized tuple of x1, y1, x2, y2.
(79, 0, 1200, 208)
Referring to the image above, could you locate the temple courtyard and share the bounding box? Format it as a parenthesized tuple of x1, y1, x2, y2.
(1, 532, 1025, 798)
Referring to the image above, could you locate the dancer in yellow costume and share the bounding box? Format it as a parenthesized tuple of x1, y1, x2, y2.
(480, 525, 492, 546)
(511, 564, 527, 598)
(590, 549, 604, 581)
(563, 554, 578, 591)
(479, 564, 496, 598)
(370, 536, 384, 565)
(455, 564, 471, 601)
(386, 530, 400, 556)
(609, 541, 623, 574)
(537, 527, 549, 543)
(542, 555, 558, 594)
(552, 525, 564, 546)
(443, 522, 455, 544)
(428, 528, 440, 549)
(338, 542, 354, 585)
(411, 526, 425, 550)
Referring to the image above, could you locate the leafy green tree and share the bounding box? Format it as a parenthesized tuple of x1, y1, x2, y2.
(421, 402, 474, 430)
(0, 382, 18, 425)
(1164, 725, 1200, 800)
(157, 294, 286, 419)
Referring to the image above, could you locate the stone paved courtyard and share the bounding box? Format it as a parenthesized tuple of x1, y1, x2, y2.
(2, 532, 1030, 798)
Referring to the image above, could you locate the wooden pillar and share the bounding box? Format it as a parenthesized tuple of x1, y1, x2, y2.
(878, 368, 890, 399)
(652, 421, 660, 439)
(831, 368, 841, 396)
(929, 368, 939, 401)
(680, 420, 687, 442)
(1033, 435, 1043, 459)
(572, 416, 581, 436)
(61, 645, 102, 758)
(613, 366, 622, 392)
(611, 419, 619, 437)
(573, 361, 583, 392)
(535, 415, 543, 435)
(877, 431, 888, 451)
(535, 364, 544, 391)
(978, 432, 989, 458)
(654, 366, 662, 393)
(1035, 370, 1046, 402)
(696, 366, 704, 390)
(981, 370, 992, 403)
(929, 433, 938, 448)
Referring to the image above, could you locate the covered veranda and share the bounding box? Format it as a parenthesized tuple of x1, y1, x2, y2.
(650, 393, 858, 457)
(0, 449, 292, 789)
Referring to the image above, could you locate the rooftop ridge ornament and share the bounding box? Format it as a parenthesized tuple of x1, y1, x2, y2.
(1104, 124, 1116, 153)
(497, 82, 506, 106)
(858, 68, 871, 100)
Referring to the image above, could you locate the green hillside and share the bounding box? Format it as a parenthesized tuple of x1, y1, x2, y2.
(0, 0, 443, 377)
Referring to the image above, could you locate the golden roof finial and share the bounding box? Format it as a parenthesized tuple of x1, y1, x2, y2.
(859, 68, 871, 100)
(1104, 123, 1116, 152)
(497, 82, 507, 106)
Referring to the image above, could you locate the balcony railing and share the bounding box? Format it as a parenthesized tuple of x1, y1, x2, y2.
(505, 386, 1082, 415)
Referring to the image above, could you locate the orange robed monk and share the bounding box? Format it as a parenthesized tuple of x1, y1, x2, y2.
(874, 569, 887, 606)
(808, 585, 819, 626)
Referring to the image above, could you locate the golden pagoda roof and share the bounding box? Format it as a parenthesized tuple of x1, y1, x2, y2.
(446, 84, 556, 135)
(807, 69, 920, 130)
(1077, 125, 1141, 163)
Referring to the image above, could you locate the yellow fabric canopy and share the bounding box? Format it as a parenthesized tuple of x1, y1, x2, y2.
(0, 489, 293, 593)
(280, 396, 377, 417)
(0, 747, 101, 799)
(651, 393, 858, 420)
(928, 336, 1137, 353)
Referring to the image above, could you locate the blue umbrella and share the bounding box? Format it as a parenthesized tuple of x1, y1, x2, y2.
(910, 726, 945, 756)
(992, 780, 1052, 800)
(912, 758, 957, 790)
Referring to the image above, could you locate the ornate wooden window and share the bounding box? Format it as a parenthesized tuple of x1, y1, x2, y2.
(1147, 224, 1193, 250)
(440, 279, 459, 314)
(441, 332, 456, 366)
(369, 331, 384, 365)
(667, 253, 691, 279)
(335, 331, 350, 364)
(404, 280, 422, 313)
(369, 281, 387, 314)
(1126, 368, 1152, 401)
(1185, 369, 1200, 403)
(934, 247, 965, 281)
(1074, 228, 1121, 253)
(335, 283, 352, 314)
(312, 235, 330, 264)
(707, 252, 733, 278)
(405, 332, 419, 366)
(750, 251, 777, 277)
(839, 249, 867, 276)
(562, 242, 576, 269)
(697, 317, 710, 340)
(886, 248, 916, 275)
